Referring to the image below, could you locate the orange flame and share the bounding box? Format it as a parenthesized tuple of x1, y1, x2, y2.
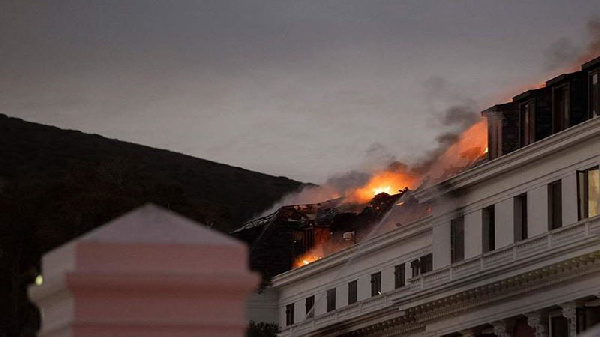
(292, 117, 489, 268)
(424, 117, 488, 181)
(293, 254, 322, 268)
(347, 171, 420, 203)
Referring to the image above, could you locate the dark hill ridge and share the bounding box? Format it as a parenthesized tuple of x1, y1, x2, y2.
(0, 113, 303, 335)
(0, 113, 304, 232)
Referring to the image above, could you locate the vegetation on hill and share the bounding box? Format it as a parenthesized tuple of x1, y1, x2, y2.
(0, 113, 304, 335)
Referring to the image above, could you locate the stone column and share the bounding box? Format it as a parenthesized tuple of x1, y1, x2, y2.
(492, 319, 515, 337)
(30, 205, 259, 337)
(560, 301, 577, 337)
(526, 311, 549, 337)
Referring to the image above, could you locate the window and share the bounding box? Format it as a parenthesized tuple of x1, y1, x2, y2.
(305, 295, 315, 318)
(326, 288, 336, 312)
(411, 258, 421, 278)
(420, 253, 433, 274)
(411, 254, 432, 277)
(520, 101, 536, 146)
(578, 167, 600, 219)
(450, 216, 465, 263)
(553, 84, 570, 132)
(482, 206, 496, 252)
(370, 272, 382, 297)
(488, 114, 503, 159)
(577, 305, 600, 333)
(514, 194, 528, 241)
(591, 71, 600, 118)
(394, 264, 405, 289)
(551, 315, 569, 337)
(548, 180, 563, 229)
(285, 303, 294, 326)
(347, 280, 357, 305)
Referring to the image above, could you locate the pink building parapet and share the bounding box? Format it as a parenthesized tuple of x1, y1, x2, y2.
(30, 204, 259, 337)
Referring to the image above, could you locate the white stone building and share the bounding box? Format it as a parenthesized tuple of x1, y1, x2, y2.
(269, 58, 600, 337)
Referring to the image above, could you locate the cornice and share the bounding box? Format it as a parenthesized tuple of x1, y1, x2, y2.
(415, 117, 600, 202)
(332, 250, 600, 337)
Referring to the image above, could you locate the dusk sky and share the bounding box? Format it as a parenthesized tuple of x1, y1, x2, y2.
(2, 1, 600, 183)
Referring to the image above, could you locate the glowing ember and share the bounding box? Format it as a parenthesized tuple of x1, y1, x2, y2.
(349, 171, 420, 203)
(372, 186, 391, 196)
(294, 254, 322, 268)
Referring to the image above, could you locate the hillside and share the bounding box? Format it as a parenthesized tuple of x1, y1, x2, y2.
(0, 113, 304, 335)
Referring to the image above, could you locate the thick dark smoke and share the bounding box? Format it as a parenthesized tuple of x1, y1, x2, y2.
(544, 17, 600, 71)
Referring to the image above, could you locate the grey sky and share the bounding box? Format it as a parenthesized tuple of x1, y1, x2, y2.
(1, 1, 599, 183)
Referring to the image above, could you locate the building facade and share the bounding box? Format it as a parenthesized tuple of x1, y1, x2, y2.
(270, 58, 600, 337)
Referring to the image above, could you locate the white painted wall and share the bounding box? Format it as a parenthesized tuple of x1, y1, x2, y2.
(464, 210, 483, 259)
(433, 221, 451, 269)
(382, 266, 395, 293)
(495, 198, 514, 249)
(562, 173, 579, 226)
(528, 186, 549, 237)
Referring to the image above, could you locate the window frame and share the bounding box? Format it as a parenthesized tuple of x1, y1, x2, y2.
(326, 288, 336, 312)
(450, 216, 465, 263)
(590, 70, 600, 118)
(578, 166, 600, 220)
(548, 180, 563, 230)
(420, 253, 433, 274)
(370, 272, 382, 297)
(514, 193, 528, 241)
(285, 303, 295, 326)
(520, 100, 536, 147)
(482, 205, 496, 252)
(394, 264, 406, 289)
(305, 295, 315, 318)
(347, 280, 357, 305)
(552, 83, 570, 133)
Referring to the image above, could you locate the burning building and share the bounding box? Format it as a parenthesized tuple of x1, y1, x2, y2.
(242, 56, 600, 337)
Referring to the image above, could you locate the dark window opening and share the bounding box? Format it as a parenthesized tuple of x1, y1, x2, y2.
(591, 71, 600, 118)
(394, 264, 405, 289)
(514, 194, 528, 241)
(482, 206, 496, 252)
(549, 180, 563, 230)
(370, 272, 382, 297)
(420, 253, 433, 274)
(347, 280, 357, 305)
(520, 101, 536, 146)
(411, 258, 420, 278)
(553, 84, 570, 133)
(305, 296, 315, 318)
(551, 315, 569, 337)
(411, 253, 432, 277)
(488, 114, 503, 159)
(579, 305, 600, 333)
(578, 167, 600, 220)
(326, 288, 336, 312)
(450, 216, 465, 263)
(285, 303, 294, 326)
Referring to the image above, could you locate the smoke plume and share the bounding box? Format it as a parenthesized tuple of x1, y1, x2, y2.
(544, 17, 600, 71)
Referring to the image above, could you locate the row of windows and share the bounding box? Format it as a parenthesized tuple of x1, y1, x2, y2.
(285, 254, 432, 326)
(489, 68, 600, 160)
(449, 167, 600, 263)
